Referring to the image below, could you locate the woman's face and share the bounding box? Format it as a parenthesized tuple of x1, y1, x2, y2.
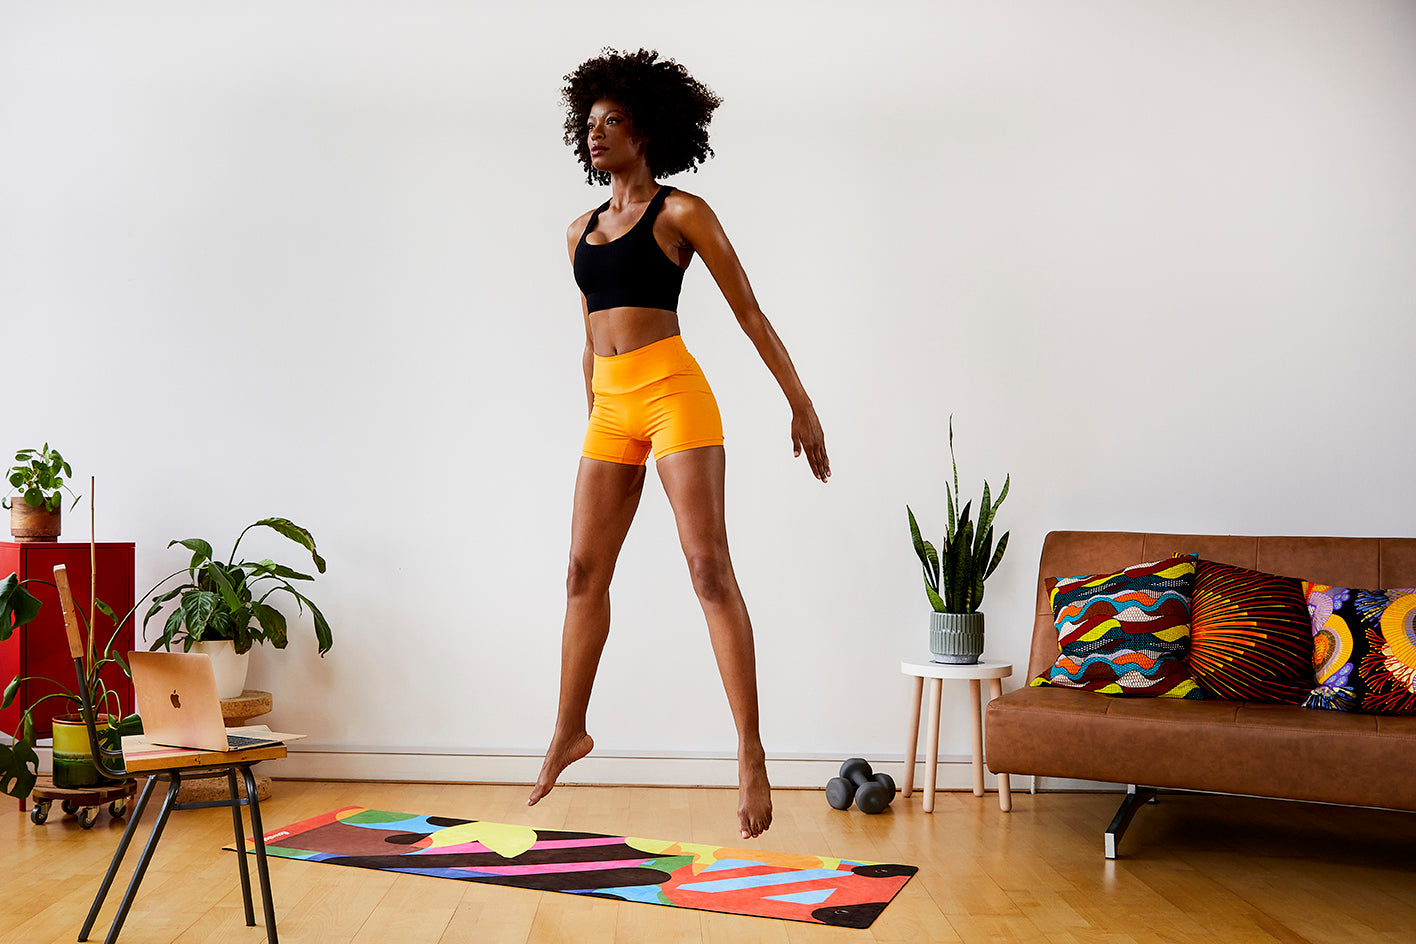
(586, 98, 646, 173)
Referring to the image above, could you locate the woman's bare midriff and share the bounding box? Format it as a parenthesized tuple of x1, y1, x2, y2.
(591, 307, 680, 356)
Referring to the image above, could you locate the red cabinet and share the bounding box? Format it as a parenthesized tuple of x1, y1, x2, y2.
(0, 542, 135, 738)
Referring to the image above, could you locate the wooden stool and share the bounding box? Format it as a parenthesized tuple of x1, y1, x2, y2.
(900, 659, 1014, 812)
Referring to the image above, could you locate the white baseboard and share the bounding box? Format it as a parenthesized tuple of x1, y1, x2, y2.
(31, 744, 1121, 794)
(266, 750, 956, 789)
(264, 748, 1122, 793)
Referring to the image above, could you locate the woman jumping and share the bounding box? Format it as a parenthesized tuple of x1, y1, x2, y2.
(528, 48, 829, 841)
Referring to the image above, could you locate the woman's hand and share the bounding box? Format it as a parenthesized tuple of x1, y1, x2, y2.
(792, 404, 830, 482)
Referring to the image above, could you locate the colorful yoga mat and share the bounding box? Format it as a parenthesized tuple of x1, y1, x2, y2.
(251, 807, 917, 928)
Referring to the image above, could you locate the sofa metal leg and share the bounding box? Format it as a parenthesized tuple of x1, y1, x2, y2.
(1104, 785, 1158, 859)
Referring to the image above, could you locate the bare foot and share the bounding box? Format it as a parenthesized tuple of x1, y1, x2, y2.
(738, 751, 772, 840)
(528, 732, 594, 806)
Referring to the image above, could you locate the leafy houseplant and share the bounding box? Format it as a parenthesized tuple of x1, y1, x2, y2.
(4, 445, 82, 513)
(907, 419, 1010, 663)
(5, 444, 83, 541)
(0, 516, 332, 799)
(0, 573, 143, 799)
(144, 518, 333, 658)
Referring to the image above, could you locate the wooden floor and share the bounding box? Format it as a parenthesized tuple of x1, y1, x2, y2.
(3, 780, 1415, 944)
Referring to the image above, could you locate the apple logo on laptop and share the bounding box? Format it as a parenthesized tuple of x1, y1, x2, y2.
(170, 690, 181, 709)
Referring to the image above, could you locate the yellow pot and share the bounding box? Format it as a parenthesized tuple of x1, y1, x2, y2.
(51, 713, 108, 789)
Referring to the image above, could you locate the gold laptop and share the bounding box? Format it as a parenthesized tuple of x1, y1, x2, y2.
(129, 651, 284, 752)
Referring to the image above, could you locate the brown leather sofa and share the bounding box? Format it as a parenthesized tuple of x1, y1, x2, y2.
(985, 531, 1416, 857)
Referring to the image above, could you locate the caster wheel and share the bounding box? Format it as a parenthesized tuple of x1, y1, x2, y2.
(109, 799, 128, 818)
(31, 801, 51, 825)
(62, 799, 79, 815)
(78, 806, 99, 829)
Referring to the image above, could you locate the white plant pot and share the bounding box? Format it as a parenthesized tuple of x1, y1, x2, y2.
(192, 640, 250, 699)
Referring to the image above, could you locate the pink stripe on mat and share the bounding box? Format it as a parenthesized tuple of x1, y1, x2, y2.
(458, 858, 649, 877)
(415, 836, 627, 857)
(526, 837, 628, 851)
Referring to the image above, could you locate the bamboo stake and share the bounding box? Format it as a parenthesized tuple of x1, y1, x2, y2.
(88, 475, 96, 668)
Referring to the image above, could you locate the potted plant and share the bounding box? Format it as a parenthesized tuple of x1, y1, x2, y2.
(907, 419, 1010, 664)
(0, 572, 143, 799)
(4, 444, 83, 542)
(143, 517, 333, 698)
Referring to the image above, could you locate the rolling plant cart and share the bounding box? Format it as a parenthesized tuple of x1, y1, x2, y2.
(29, 774, 137, 829)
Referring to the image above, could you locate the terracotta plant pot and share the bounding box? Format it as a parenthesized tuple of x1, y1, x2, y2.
(9, 501, 61, 542)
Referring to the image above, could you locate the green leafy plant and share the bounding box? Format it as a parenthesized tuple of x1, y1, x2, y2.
(144, 518, 333, 656)
(907, 419, 1010, 614)
(3, 444, 82, 512)
(0, 515, 332, 799)
(0, 574, 143, 799)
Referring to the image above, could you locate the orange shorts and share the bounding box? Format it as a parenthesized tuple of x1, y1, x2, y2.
(582, 335, 724, 465)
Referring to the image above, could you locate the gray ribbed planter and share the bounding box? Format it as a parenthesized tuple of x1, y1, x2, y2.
(930, 611, 984, 664)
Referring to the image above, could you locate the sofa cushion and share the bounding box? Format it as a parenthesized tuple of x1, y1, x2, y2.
(1033, 556, 1202, 698)
(1303, 583, 1416, 715)
(985, 686, 1416, 811)
(1188, 560, 1313, 703)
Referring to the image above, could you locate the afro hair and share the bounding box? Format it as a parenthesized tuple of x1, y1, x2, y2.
(562, 48, 722, 185)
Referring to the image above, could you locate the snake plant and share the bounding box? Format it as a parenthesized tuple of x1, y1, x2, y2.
(907, 419, 1010, 614)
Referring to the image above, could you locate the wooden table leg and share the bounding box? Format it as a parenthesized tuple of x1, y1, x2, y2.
(969, 678, 984, 797)
(923, 677, 942, 813)
(903, 675, 923, 798)
(989, 677, 1011, 812)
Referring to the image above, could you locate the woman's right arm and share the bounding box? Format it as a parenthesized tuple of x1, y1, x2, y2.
(567, 214, 595, 415)
(581, 297, 594, 415)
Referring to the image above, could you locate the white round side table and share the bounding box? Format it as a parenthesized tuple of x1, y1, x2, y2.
(900, 659, 1013, 813)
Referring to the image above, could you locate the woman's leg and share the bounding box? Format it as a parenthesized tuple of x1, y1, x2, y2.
(528, 457, 647, 807)
(655, 445, 771, 840)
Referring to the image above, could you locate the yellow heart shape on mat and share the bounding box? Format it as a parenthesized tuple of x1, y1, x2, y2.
(427, 821, 538, 859)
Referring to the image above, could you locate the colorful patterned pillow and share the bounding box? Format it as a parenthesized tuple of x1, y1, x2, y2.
(1188, 560, 1313, 703)
(1032, 556, 1202, 698)
(1302, 583, 1416, 714)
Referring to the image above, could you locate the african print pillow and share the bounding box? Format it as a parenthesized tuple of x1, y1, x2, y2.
(1302, 583, 1416, 715)
(1188, 560, 1313, 703)
(1032, 556, 1202, 699)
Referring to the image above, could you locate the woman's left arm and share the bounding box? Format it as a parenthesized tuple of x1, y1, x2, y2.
(668, 193, 830, 482)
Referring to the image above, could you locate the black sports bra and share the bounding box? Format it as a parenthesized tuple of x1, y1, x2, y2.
(573, 186, 686, 314)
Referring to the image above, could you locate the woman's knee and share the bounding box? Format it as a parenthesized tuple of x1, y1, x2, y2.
(685, 550, 735, 605)
(566, 554, 611, 599)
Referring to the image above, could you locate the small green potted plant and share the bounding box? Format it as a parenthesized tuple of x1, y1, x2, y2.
(907, 419, 1010, 664)
(143, 517, 333, 698)
(4, 444, 83, 542)
(0, 572, 143, 800)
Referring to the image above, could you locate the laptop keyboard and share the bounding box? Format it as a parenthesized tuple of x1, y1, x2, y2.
(226, 734, 277, 750)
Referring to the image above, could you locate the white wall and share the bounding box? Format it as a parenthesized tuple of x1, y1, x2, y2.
(4, 1, 1414, 785)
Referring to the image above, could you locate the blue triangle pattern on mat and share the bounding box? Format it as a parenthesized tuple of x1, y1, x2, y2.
(766, 889, 836, 905)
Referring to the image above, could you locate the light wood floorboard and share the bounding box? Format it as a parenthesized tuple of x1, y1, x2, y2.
(3, 782, 1414, 944)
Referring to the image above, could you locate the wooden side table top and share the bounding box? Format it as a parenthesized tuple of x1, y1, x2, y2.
(219, 690, 273, 727)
